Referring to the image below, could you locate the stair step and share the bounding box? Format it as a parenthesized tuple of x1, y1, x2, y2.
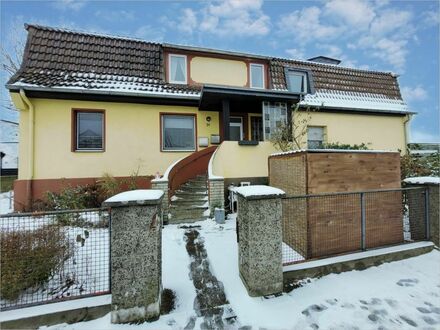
(168, 216, 209, 224)
(177, 187, 207, 193)
(174, 191, 208, 198)
(171, 199, 208, 206)
(170, 204, 208, 211)
(169, 210, 209, 220)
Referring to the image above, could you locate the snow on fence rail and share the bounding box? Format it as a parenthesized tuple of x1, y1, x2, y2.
(282, 187, 429, 265)
(0, 208, 110, 311)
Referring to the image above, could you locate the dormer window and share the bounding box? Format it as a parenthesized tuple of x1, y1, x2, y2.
(169, 54, 187, 84)
(250, 63, 264, 89)
(286, 69, 310, 93)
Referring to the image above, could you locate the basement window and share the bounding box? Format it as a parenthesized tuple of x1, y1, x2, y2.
(161, 114, 196, 152)
(74, 110, 105, 151)
(169, 54, 187, 84)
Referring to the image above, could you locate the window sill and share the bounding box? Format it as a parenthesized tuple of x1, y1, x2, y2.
(73, 150, 105, 153)
(161, 149, 196, 153)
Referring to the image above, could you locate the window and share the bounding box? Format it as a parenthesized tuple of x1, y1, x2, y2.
(250, 63, 264, 89)
(74, 110, 104, 151)
(262, 102, 288, 140)
(307, 126, 325, 149)
(169, 54, 187, 84)
(229, 117, 243, 141)
(161, 114, 196, 151)
(286, 70, 308, 93)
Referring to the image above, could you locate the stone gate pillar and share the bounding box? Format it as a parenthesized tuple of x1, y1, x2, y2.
(103, 190, 163, 323)
(235, 185, 285, 297)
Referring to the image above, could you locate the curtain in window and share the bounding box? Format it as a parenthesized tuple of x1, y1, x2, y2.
(170, 56, 186, 82)
(163, 116, 195, 150)
(262, 102, 288, 140)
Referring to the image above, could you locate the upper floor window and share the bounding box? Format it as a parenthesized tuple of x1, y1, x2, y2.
(74, 110, 105, 151)
(169, 54, 187, 84)
(286, 70, 308, 93)
(250, 63, 264, 89)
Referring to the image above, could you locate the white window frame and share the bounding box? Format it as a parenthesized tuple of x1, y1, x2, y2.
(307, 126, 325, 149)
(168, 54, 188, 84)
(250, 63, 265, 89)
(161, 114, 196, 152)
(229, 116, 244, 140)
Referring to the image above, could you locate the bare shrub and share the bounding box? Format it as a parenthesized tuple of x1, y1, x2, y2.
(1, 225, 72, 301)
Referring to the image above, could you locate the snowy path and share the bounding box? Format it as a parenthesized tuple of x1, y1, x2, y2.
(40, 216, 440, 330)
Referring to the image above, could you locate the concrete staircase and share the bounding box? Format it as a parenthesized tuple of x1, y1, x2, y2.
(168, 175, 209, 224)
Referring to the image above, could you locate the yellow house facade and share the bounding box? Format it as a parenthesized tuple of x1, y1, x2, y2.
(7, 25, 412, 211)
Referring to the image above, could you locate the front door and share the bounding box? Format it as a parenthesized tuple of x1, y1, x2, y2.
(229, 117, 243, 141)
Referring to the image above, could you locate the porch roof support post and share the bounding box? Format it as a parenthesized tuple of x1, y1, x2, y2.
(222, 99, 230, 141)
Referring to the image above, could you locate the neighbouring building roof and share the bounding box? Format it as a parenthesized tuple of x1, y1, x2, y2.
(7, 24, 409, 113)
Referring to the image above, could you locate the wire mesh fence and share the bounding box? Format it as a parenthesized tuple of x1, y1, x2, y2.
(282, 187, 428, 266)
(0, 208, 110, 311)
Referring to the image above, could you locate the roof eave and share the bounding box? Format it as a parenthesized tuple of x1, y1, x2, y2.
(298, 103, 415, 115)
(6, 84, 201, 101)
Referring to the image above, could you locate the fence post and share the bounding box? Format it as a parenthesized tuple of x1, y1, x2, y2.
(103, 190, 163, 324)
(360, 192, 366, 250)
(424, 187, 430, 240)
(235, 185, 285, 297)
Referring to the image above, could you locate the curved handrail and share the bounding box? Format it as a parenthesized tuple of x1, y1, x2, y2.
(168, 146, 217, 198)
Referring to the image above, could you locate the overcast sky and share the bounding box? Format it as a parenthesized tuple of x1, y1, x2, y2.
(1, 0, 439, 143)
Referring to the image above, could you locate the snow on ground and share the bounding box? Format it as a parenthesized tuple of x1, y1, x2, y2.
(1, 211, 110, 309)
(0, 191, 13, 214)
(404, 176, 440, 185)
(39, 215, 440, 330)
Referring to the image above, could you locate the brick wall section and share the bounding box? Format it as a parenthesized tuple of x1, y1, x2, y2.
(151, 180, 169, 220)
(208, 178, 224, 215)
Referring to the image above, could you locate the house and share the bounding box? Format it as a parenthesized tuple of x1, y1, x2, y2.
(6, 24, 413, 212)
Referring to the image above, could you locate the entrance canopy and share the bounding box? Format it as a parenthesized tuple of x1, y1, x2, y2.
(199, 85, 300, 112)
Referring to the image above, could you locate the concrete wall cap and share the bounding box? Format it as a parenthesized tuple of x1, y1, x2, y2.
(404, 176, 440, 185)
(234, 185, 285, 199)
(103, 189, 164, 207)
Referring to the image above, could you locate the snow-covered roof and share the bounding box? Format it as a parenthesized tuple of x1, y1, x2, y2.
(234, 185, 285, 199)
(404, 177, 440, 185)
(300, 90, 409, 113)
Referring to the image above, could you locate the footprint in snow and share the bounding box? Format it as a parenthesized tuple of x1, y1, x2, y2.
(400, 315, 418, 327)
(301, 304, 328, 317)
(396, 278, 419, 287)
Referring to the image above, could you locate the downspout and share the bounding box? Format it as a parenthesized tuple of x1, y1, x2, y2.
(403, 114, 412, 155)
(19, 89, 35, 210)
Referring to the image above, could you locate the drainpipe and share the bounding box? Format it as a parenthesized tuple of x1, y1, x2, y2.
(19, 89, 35, 210)
(403, 114, 412, 155)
